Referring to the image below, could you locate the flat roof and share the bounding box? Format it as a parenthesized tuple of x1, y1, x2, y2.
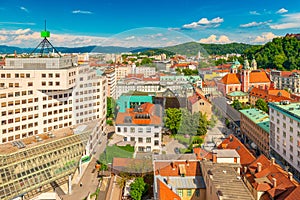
(0, 120, 99, 155)
(240, 108, 270, 133)
(156, 176, 205, 190)
(227, 91, 248, 97)
(212, 149, 240, 158)
(201, 161, 254, 200)
(269, 102, 300, 122)
(153, 153, 197, 161)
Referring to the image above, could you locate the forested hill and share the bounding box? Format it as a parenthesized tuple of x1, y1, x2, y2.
(162, 42, 255, 56)
(244, 36, 300, 71)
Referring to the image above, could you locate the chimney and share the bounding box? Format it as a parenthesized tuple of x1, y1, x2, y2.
(288, 172, 293, 181)
(272, 178, 277, 188)
(212, 151, 217, 163)
(186, 160, 189, 166)
(171, 161, 175, 170)
(229, 135, 233, 142)
(257, 162, 262, 172)
(271, 157, 275, 165)
(244, 166, 248, 174)
(166, 176, 170, 184)
(236, 167, 241, 175)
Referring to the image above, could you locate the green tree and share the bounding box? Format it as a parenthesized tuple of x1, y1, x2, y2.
(196, 112, 209, 136)
(232, 99, 242, 110)
(255, 98, 268, 113)
(130, 177, 146, 200)
(164, 108, 182, 134)
(106, 97, 115, 118)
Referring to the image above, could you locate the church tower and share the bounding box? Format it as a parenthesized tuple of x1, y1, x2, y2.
(251, 57, 257, 70)
(241, 58, 250, 92)
(230, 60, 239, 73)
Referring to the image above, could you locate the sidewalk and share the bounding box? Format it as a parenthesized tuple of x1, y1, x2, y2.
(62, 158, 99, 200)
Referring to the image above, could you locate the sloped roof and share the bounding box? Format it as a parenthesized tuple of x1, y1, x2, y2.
(157, 179, 181, 200)
(218, 135, 256, 166)
(220, 73, 241, 84)
(249, 71, 270, 83)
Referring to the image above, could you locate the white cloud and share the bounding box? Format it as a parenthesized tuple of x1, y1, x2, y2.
(0, 22, 35, 26)
(72, 10, 93, 14)
(276, 8, 288, 14)
(253, 32, 278, 43)
(20, 6, 29, 13)
(182, 17, 224, 29)
(240, 20, 271, 28)
(125, 36, 135, 40)
(249, 11, 260, 15)
(270, 12, 300, 29)
(199, 35, 232, 44)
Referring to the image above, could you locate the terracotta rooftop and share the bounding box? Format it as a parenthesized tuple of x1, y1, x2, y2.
(220, 73, 241, 84)
(156, 179, 181, 200)
(249, 71, 270, 83)
(154, 160, 201, 177)
(193, 147, 212, 160)
(218, 134, 256, 166)
(115, 103, 162, 125)
(249, 87, 292, 103)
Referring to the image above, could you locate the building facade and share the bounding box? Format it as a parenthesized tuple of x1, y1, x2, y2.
(240, 109, 270, 157)
(103, 67, 116, 99)
(273, 71, 300, 94)
(269, 102, 300, 180)
(0, 56, 107, 154)
(115, 103, 162, 153)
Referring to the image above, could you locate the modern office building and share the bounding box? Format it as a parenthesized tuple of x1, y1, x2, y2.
(0, 34, 107, 199)
(103, 67, 116, 99)
(269, 101, 300, 180)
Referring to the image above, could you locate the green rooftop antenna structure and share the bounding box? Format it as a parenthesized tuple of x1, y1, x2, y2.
(30, 20, 61, 57)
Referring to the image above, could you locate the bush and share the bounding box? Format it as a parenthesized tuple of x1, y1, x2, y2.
(106, 119, 113, 126)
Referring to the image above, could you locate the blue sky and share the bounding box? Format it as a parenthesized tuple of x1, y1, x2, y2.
(0, 0, 300, 47)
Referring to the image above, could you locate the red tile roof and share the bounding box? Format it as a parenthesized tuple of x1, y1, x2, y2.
(220, 73, 241, 84)
(218, 135, 256, 166)
(154, 161, 201, 176)
(157, 179, 181, 200)
(193, 147, 212, 160)
(249, 71, 270, 83)
(115, 103, 162, 125)
(249, 87, 292, 103)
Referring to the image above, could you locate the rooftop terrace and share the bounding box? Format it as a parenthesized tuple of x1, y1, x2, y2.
(240, 108, 270, 133)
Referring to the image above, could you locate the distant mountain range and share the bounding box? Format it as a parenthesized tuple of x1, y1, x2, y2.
(0, 45, 145, 54)
(0, 42, 256, 55)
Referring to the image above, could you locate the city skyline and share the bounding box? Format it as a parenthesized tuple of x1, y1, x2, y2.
(0, 0, 300, 47)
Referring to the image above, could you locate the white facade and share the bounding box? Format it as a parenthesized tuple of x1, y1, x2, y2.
(134, 66, 156, 77)
(269, 102, 300, 180)
(115, 65, 132, 80)
(0, 56, 107, 154)
(116, 125, 162, 153)
(104, 68, 116, 99)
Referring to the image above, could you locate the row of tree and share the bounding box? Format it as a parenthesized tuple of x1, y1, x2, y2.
(164, 108, 209, 136)
(231, 98, 268, 113)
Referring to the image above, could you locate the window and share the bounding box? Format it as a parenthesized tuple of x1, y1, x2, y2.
(187, 189, 192, 197)
(154, 140, 159, 146)
(130, 137, 135, 142)
(55, 73, 60, 78)
(290, 136, 294, 143)
(177, 190, 183, 197)
(28, 82, 33, 86)
(290, 127, 294, 132)
(146, 137, 151, 143)
(42, 74, 46, 78)
(283, 132, 286, 138)
(117, 127, 121, 132)
(154, 133, 159, 138)
(130, 127, 135, 133)
(138, 128, 143, 133)
(49, 73, 53, 78)
(42, 82, 46, 86)
(124, 127, 127, 132)
(138, 138, 143, 143)
(55, 82, 60, 86)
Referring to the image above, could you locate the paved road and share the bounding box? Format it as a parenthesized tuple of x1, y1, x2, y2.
(203, 119, 230, 151)
(212, 97, 241, 126)
(162, 138, 187, 154)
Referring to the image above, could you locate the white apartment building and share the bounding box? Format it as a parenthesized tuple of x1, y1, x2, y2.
(269, 101, 300, 180)
(103, 67, 116, 99)
(273, 71, 300, 94)
(115, 65, 132, 80)
(0, 55, 107, 154)
(115, 103, 162, 153)
(133, 66, 156, 77)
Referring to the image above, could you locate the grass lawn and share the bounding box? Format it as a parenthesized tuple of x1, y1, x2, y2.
(174, 134, 204, 146)
(99, 145, 134, 164)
